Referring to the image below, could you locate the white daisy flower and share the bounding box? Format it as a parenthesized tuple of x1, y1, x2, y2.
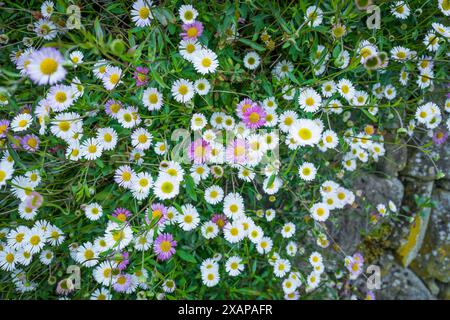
(84, 203, 103, 221)
(142, 87, 163, 111)
(225, 256, 244, 276)
(131, 0, 154, 27)
(243, 51, 260, 70)
(81, 138, 103, 160)
(179, 4, 198, 23)
(11, 113, 33, 132)
(171, 79, 195, 103)
(192, 49, 219, 74)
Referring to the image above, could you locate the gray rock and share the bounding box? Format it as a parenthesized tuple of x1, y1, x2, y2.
(377, 134, 408, 177)
(401, 126, 450, 181)
(392, 178, 433, 266)
(410, 188, 450, 283)
(329, 174, 404, 253)
(378, 259, 435, 300)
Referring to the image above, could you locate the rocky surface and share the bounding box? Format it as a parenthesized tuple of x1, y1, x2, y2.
(335, 124, 450, 300)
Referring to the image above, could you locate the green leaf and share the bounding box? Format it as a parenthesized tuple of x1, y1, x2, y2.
(177, 249, 197, 263)
(184, 176, 197, 201)
(238, 38, 265, 52)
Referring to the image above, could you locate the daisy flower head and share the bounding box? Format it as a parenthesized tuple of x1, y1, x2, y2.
(211, 213, 228, 229)
(438, 0, 450, 16)
(391, 1, 410, 19)
(243, 51, 261, 70)
(11, 113, 33, 132)
(225, 256, 244, 276)
(81, 138, 103, 160)
(172, 79, 195, 103)
(0, 119, 10, 138)
(201, 221, 219, 239)
(194, 78, 211, 95)
(242, 104, 267, 129)
(34, 19, 58, 40)
(0, 248, 18, 271)
(256, 236, 273, 254)
(96, 127, 118, 151)
(21, 134, 40, 153)
(163, 279, 177, 293)
(298, 88, 322, 113)
(337, 78, 355, 101)
(93, 60, 110, 79)
(191, 113, 207, 131)
(289, 118, 323, 146)
(281, 222, 295, 238)
(298, 162, 317, 181)
(117, 106, 140, 129)
(201, 267, 220, 287)
(305, 6, 323, 27)
(179, 39, 202, 62)
(179, 4, 198, 24)
(273, 60, 293, 79)
(321, 129, 339, 149)
(225, 138, 248, 165)
(181, 21, 204, 40)
(84, 202, 103, 221)
(153, 233, 176, 261)
(310, 202, 330, 222)
(177, 204, 200, 231)
(131, 127, 153, 150)
(131, 0, 154, 27)
(223, 221, 245, 243)
(223, 192, 245, 219)
(153, 173, 180, 200)
(47, 84, 74, 112)
(188, 138, 211, 164)
(104, 99, 123, 119)
(204, 185, 224, 205)
(69, 50, 84, 67)
(102, 66, 123, 91)
(114, 165, 135, 189)
(131, 171, 153, 198)
(192, 49, 219, 75)
(113, 207, 132, 223)
(274, 258, 291, 278)
(142, 87, 163, 111)
(133, 66, 149, 87)
(41, 1, 54, 18)
(26, 47, 66, 85)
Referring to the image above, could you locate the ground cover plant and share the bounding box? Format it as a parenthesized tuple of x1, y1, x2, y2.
(0, 0, 449, 300)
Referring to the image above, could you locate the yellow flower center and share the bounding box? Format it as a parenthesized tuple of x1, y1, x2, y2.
(58, 121, 70, 132)
(30, 235, 40, 246)
(139, 7, 150, 19)
(6, 253, 14, 263)
(55, 91, 67, 103)
(161, 181, 174, 193)
(149, 93, 158, 104)
(298, 128, 312, 140)
(248, 112, 260, 123)
(201, 57, 212, 67)
(40, 58, 58, 75)
(110, 73, 120, 85)
(138, 134, 148, 144)
(187, 27, 198, 38)
(178, 84, 188, 95)
(160, 240, 172, 252)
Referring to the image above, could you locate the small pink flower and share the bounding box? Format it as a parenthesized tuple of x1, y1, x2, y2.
(133, 66, 149, 87)
(243, 105, 266, 129)
(188, 138, 211, 164)
(180, 21, 204, 40)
